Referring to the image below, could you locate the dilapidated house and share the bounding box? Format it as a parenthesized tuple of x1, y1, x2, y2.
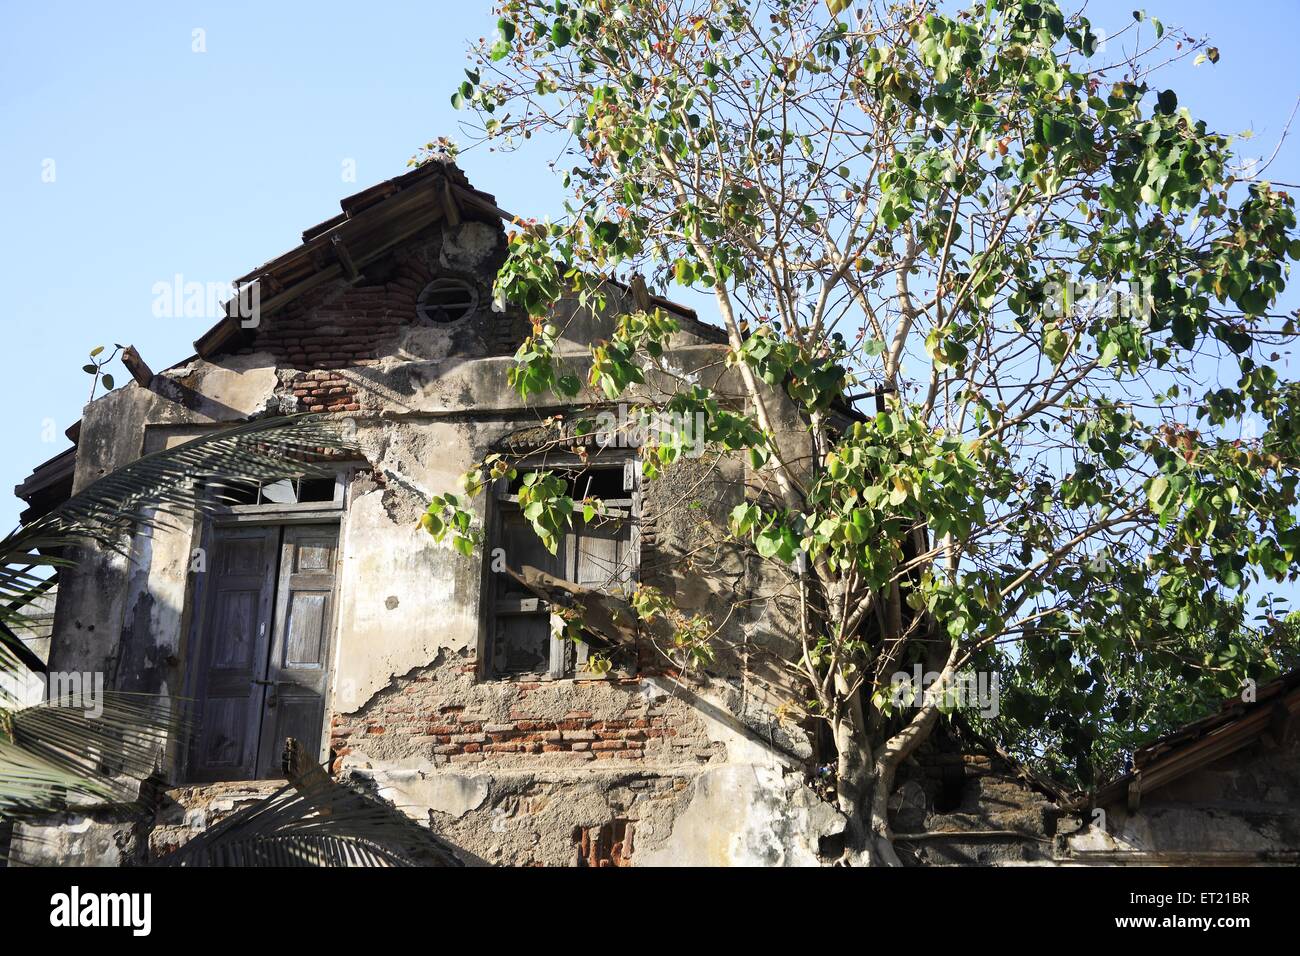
(11, 161, 1300, 867)
(870, 670, 1300, 866)
(10, 159, 845, 866)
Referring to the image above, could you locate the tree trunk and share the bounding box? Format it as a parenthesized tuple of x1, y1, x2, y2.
(839, 645, 963, 865)
(831, 714, 905, 866)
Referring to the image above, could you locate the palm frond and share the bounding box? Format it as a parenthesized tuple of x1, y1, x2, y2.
(160, 831, 426, 867)
(0, 741, 93, 813)
(0, 413, 359, 632)
(0, 576, 59, 668)
(21, 412, 355, 550)
(155, 740, 461, 867)
(154, 781, 461, 867)
(0, 693, 186, 818)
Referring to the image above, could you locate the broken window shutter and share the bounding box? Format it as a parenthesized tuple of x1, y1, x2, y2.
(548, 617, 570, 678)
(636, 486, 657, 588)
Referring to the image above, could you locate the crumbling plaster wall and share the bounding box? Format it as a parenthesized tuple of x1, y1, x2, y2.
(327, 400, 829, 865)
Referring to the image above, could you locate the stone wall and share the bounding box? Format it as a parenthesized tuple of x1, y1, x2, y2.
(889, 727, 1061, 866)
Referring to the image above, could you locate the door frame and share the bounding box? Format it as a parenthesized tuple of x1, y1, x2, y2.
(253, 522, 342, 779)
(182, 524, 279, 782)
(180, 511, 346, 783)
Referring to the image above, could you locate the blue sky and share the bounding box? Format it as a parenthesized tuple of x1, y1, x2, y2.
(0, 0, 1297, 534)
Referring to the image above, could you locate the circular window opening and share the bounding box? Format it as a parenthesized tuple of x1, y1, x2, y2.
(417, 278, 479, 324)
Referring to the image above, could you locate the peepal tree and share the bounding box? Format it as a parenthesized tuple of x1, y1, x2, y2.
(422, 0, 1300, 864)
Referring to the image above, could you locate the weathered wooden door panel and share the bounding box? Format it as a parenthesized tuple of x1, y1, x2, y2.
(190, 527, 278, 782)
(497, 510, 562, 594)
(255, 525, 339, 778)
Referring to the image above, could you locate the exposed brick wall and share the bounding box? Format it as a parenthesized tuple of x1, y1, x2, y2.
(329, 650, 725, 774)
(288, 369, 361, 413)
(237, 246, 433, 370)
(224, 238, 526, 415)
(575, 818, 633, 867)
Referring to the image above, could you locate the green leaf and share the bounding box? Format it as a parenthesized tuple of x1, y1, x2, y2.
(1043, 328, 1068, 363)
(729, 503, 758, 536)
(1147, 475, 1170, 510)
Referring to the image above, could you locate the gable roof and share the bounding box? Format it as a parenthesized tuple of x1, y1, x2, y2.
(192, 158, 725, 358)
(193, 158, 512, 359)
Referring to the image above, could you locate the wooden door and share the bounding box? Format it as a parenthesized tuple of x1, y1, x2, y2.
(190, 527, 279, 782)
(255, 525, 339, 778)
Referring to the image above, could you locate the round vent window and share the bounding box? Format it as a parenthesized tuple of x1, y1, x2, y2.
(417, 278, 479, 324)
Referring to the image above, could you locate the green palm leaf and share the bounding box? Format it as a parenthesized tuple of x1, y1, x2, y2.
(0, 693, 185, 816)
